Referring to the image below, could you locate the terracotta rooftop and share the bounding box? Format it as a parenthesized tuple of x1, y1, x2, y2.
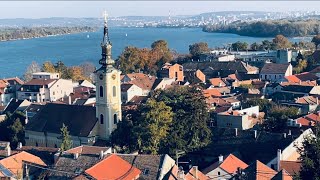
(279, 161, 301, 176)
(243, 160, 277, 180)
(0, 151, 46, 178)
(209, 78, 226, 87)
(202, 154, 248, 175)
(167, 165, 209, 180)
(85, 154, 141, 180)
(271, 169, 293, 180)
(203, 88, 222, 98)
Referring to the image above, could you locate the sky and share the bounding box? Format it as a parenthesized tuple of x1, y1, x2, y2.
(0, 1, 320, 19)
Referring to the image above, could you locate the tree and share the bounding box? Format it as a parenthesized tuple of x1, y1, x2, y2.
(24, 61, 41, 81)
(262, 105, 299, 132)
(297, 124, 320, 179)
(8, 118, 24, 149)
(244, 98, 273, 113)
(136, 99, 173, 154)
(69, 66, 85, 81)
(153, 86, 212, 154)
(60, 123, 72, 151)
(293, 59, 308, 74)
(189, 42, 209, 58)
(311, 34, 320, 49)
(79, 62, 96, 82)
(54, 61, 71, 79)
(42, 61, 56, 73)
(250, 42, 259, 51)
(118, 46, 142, 74)
(231, 41, 248, 51)
(273, 34, 292, 49)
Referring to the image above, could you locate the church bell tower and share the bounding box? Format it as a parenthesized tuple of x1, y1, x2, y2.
(95, 11, 122, 140)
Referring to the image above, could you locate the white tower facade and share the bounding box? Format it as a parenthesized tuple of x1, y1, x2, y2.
(95, 12, 122, 140)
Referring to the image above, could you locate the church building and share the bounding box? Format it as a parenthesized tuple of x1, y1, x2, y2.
(25, 13, 122, 147)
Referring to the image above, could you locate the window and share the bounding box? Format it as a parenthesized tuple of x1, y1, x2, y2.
(36, 142, 38, 147)
(175, 72, 178, 80)
(100, 114, 104, 124)
(265, 75, 267, 79)
(100, 86, 103, 97)
(114, 114, 117, 124)
(113, 86, 116, 97)
(218, 172, 220, 175)
(143, 168, 150, 176)
(53, 91, 55, 95)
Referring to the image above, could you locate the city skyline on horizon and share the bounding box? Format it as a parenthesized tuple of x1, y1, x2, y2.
(1, 1, 320, 19)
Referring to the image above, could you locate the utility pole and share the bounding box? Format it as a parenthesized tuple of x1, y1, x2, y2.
(175, 150, 185, 166)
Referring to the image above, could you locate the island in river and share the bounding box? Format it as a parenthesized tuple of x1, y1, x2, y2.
(0, 26, 98, 41)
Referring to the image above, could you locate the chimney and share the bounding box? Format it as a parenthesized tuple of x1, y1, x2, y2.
(74, 153, 79, 159)
(283, 133, 287, 138)
(235, 128, 238, 137)
(17, 142, 22, 149)
(99, 150, 104, 159)
(177, 166, 185, 180)
(277, 149, 282, 171)
(254, 130, 257, 139)
(68, 96, 72, 105)
(5, 144, 11, 157)
(288, 129, 292, 136)
(25, 111, 28, 124)
(218, 155, 224, 164)
(192, 166, 198, 179)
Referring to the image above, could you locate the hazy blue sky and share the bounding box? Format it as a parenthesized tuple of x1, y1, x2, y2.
(0, 1, 319, 18)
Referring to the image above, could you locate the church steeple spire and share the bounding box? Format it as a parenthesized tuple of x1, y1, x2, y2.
(99, 11, 114, 67)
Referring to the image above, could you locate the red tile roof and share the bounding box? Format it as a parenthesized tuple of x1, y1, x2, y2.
(85, 154, 141, 180)
(220, 154, 249, 174)
(168, 165, 209, 180)
(279, 161, 301, 176)
(209, 78, 226, 87)
(203, 89, 222, 98)
(0, 151, 46, 178)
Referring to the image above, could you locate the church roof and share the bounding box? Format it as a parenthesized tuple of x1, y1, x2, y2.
(25, 103, 97, 137)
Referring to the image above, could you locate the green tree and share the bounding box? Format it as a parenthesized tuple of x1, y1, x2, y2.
(136, 99, 173, 154)
(273, 34, 292, 49)
(60, 123, 72, 151)
(54, 61, 71, 79)
(293, 59, 308, 74)
(24, 61, 41, 81)
(263, 105, 299, 132)
(244, 98, 273, 113)
(8, 118, 25, 149)
(42, 61, 56, 73)
(312, 34, 320, 49)
(189, 42, 209, 58)
(231, 41, 248, 51)
(297, 124, 320, 179)
(118, 46, 144, 74)
(153, 86, 212, 154)
(250, 42, 259, 51)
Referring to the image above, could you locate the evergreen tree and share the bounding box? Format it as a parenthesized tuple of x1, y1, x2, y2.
(8, 118, 25, 149)
(297, 124, 320, 179)
(60, 123, 72, 151)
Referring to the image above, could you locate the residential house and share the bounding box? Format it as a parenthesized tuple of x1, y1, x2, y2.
(223, 97, 241, 109)
(281, 96, 320, 115)
(238, 160, 277, 180)
(121, 84, 144, 103)
(260, 63, 292, 82)
(85, 154, 141, 180)
(267, 129, 313, 171)
(184, 69, 206, 84)
(121, 73, 156, 96)
(0, 77, 24, 106)
(166, 165, 209, 180)
(182, 61, 259, 79)
(208, 78, 227, 87)
(1, 99, 31, 115)
(216, 106, 260, 130)
(203, 89, 222, 98)
(0, 151, 47, 180)
(17, 78, 73, 103)
(288, 112, 320, 127)
(32, 72, 60, 79)
(25, 103, 99, 148)
(271, 169, 293, 180)
(76, 80, 96, 89)
(309, 65, 320, 78)
(279, 161, 301, 177)
(159, 63, 184, 81)
(152, 78, 176, 90)
(202, 154, 248, 179)
(285, 72, 318, 84)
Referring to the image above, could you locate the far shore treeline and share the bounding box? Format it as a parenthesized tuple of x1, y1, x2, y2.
(203, 19, 320, 37)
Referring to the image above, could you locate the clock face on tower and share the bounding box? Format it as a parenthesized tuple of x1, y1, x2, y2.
(99, 74, 103, 80)
(112, 74, 116, 80)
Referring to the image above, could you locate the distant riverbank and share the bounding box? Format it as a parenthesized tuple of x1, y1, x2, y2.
(202, 19, 320, 38)
(0, 26, 98, 42)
